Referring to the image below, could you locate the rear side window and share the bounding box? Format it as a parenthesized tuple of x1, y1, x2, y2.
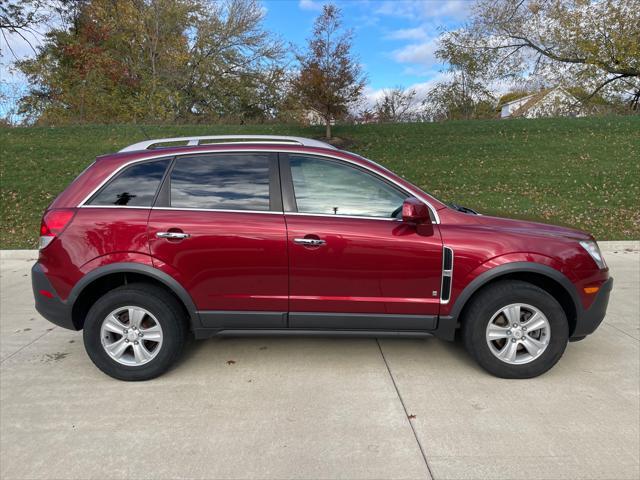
(170, 154, 271, 211)
(88, 159, 170, 206)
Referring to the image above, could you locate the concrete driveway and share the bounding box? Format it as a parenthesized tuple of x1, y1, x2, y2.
(1, 242, 638, 480)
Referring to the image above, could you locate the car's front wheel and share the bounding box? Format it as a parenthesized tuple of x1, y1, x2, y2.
(83, 284, 187, 381)
(462, 280, 569, 378)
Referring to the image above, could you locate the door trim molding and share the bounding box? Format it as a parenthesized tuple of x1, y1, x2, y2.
(214, 329, 434, 339)
(196, 310, 438, 332)
(199, 311, 287, 329)
(289, 312, 437, 330)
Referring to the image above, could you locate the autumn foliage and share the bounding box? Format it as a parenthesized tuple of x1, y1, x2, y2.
(291, 5, 366, 139)
(16, 0, 285, 124)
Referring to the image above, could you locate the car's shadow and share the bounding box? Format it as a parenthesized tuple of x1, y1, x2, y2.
(174, 333, 485, 375)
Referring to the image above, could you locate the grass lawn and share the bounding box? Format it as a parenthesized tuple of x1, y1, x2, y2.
(1, 116, 638, 249)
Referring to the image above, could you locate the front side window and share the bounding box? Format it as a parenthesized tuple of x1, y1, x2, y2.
(170, 154, 271, 211)
(290, 155, 407, 218)
(88, 159, 170, 206)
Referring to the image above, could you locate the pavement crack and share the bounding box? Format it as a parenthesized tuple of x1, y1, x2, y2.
(603, 323, 639, 342)
(1, 327, 57, 364)
(376, 338, 434, 480)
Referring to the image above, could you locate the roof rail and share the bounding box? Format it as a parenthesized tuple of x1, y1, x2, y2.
(119, 135, 337, 152)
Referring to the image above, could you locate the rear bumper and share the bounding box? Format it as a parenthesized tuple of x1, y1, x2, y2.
(32, 263, 76, 330)
(571, 277, 613, 339)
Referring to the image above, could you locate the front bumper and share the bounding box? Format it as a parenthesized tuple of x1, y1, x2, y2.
(571, 277, 613, 339)
(32, 263, 76, 330)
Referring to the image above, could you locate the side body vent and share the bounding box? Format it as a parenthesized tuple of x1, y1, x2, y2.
(441, 246, 454, 303)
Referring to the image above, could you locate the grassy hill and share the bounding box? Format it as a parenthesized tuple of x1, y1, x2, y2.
(1, 116, 638, 249)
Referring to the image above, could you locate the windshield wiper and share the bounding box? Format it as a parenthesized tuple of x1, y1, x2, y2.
(450, 203, 479, 215)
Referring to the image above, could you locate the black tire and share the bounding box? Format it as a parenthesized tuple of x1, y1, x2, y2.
(461, 280, 569, 379)
(83, 283, 187, 381)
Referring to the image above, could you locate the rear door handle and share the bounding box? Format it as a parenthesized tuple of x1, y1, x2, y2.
(156, 231, 190, 239)
(293, 238, 326, 247)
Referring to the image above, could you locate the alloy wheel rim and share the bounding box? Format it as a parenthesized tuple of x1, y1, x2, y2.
(100, 306, 163, 366)
(485, 303, 551, 365)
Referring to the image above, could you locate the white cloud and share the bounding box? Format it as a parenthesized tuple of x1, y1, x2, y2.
(376, 2, 469, 79)
(361, 73, 449, 110)
(375, 1, 470, 21)
(298, 0, 324, 11)
(385, 26, 429, 41)
(430, 0, 471, 19)
(392, 37, 439, 66)
(362, 85, 387, 107)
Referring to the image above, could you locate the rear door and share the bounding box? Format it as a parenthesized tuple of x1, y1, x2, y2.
(282, 153, 443, 330)
(147, 152, 288, 329)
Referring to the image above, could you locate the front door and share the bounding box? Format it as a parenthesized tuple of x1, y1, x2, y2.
(148, 152, 288, 329)
(282, 154, 443, 330)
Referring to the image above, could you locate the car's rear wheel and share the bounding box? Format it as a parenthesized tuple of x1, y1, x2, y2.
(83, 284, 187, 381)
(462, 280, 569, 378)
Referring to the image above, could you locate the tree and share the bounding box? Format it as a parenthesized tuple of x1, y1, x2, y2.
(15, 0, 286, 124)
(17, 0, 196, 123)
(374, 87, 417, 123)
(178, 0, 285, 122)
(425, 32, 496, 121)
(292, 4, 365, 139)
(437, 0, 640, 109)
(423, 75, 495, 121)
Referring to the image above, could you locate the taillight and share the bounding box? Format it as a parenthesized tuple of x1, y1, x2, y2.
(39, 209, 75, 249)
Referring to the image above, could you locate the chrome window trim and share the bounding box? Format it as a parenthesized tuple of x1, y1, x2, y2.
(285, 212, 402, 222)
(79, 205, 152, 210)
(78, 205, 281, 215)
(152, 207, 281, 215)
(78, 148, 441, 223)
(78, 206, 403, 219)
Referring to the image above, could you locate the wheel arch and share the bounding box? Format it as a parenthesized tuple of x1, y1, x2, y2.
(68, 263, 200, 331)
(449, 262, 581, 337)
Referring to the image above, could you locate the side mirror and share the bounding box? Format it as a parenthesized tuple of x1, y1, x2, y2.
(402, 198, 430, 224)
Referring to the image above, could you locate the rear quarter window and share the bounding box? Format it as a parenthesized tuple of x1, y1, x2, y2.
(87, 159, 170, 207)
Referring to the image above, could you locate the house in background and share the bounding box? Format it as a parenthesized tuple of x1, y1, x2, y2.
(500, 87, 584, 119)
(302, 108, 335, 126)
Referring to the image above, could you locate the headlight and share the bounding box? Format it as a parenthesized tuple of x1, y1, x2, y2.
(579, 240, 607, 269)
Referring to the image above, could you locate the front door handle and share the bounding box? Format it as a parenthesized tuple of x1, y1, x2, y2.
(156, 231, 190, 240)
(293, 238, 326, 247)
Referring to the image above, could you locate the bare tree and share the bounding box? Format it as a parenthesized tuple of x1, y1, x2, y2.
(374, 86, 418, 122)
(423, 73, 495, 121)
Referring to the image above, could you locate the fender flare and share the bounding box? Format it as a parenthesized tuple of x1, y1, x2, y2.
(448, 261, 582, 321)
(68, 262, 201, 328)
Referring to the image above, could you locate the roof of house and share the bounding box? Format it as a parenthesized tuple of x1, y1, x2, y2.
(500, 93, 536, 108)
(510, 87, 579, 117)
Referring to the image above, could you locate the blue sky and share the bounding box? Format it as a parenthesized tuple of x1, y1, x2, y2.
(0, 0, 470, 115)
(263, 0, 470, 103)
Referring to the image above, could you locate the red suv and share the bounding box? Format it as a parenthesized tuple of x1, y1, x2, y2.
(32, 135, 612, 380)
